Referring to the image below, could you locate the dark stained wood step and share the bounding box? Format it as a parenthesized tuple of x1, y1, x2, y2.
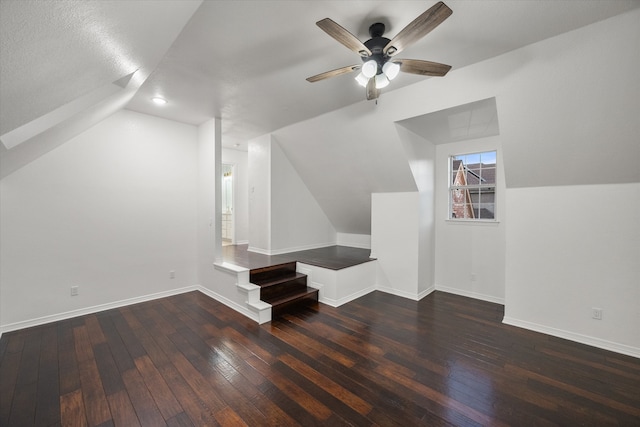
(249, 262, 296, 284)
(265, 287, 319, 318)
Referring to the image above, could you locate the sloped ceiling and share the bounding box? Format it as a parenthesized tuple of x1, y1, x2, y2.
(0, 0, 202, 178)
(2, 1, 638, 179)
(397, 98, 499, 145)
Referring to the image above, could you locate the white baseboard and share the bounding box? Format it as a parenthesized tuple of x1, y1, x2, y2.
(377, 285, 434, 301)
(435, 285, 505, 305)
(319, 286, 376, 307)
(197, 286, 266, 324)
(502, 316, 640, 359)
(248, 242, 337, 256)
(0, 285, 199, 337)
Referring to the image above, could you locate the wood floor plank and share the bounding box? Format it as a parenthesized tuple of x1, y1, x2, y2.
(245, 354, 333, 422)
(133, 355, 183, 421)
(35, 325, 61, 425)
(121, 367, 167, 427)
(73, 325, 112, 426)
(60, 390, 88, 427)
(0, 337, 22, 425)
(106, 389, 141, 427)
(2, 289, 639, 426)
(58, 320, 82, 395)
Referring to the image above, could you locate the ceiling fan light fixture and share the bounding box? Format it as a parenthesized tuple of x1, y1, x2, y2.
(361, 59, 378, 78)
(375, 73, 389, 89)
(355, 72, 369, 87)
(382, 61, 400, 80)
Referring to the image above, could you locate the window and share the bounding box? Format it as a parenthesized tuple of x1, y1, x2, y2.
(449, 151, 496, 220)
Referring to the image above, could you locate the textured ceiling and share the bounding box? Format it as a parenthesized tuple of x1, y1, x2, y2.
(125, 0, 640, 149)
(1, 0, 638, 169)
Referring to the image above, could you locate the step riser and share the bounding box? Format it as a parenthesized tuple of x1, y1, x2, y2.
(250, 262, 296, 284)
(261, 277, 308, 300)
(249, 261, 319, 319)
(271, 291, 319, 318)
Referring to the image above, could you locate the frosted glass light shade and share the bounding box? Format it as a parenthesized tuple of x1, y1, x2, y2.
(382, 62, 400, 80)
(361, 60, 378, 78)
(151, 97, 167, 105)
(375, 73, 389, 89)
(355, 72, 369, 87)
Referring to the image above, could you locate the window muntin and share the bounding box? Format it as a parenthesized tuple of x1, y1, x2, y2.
(449, 151, 496, 220)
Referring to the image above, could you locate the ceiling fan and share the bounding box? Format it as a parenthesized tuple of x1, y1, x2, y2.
(307, 1, 453, 100)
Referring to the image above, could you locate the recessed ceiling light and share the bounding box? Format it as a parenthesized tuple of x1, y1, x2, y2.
(151, 97, 167, 105)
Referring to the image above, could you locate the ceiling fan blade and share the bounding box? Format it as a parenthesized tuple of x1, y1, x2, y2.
(317, 18, 372, 57)
(366, 77, 380, 100)
(383, 1, 452, 56)
(306, 65, 361, 83)
(398, 59, 451, 76)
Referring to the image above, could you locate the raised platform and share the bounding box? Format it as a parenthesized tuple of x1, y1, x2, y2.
(222, 244, 375, 270)
(221, 244, 378, 315)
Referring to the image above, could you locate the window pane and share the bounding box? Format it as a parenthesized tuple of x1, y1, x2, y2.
(480, 166, 496, 185)
(476, 189, 495, 219)
(449, 150, 497, 220)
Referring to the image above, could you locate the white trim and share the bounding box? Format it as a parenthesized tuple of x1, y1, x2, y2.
(319, 286, 376, 307)
(435, 285, 505, 304)
(248, 241, 337, 256)
(235, 240, 249, 245)
(247, 246, 269, 255)
(213, 261, 249, 274)
(444, 219, 500, 225)
(502, 316, 640, 359)
(376, 285, 434, 301)
(417, 285, 436, 300)
(197, 286, 269, 324)
(0, 285, 199, 335)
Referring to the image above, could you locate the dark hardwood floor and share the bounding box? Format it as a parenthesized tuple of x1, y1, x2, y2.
(1, 290, 639, 426)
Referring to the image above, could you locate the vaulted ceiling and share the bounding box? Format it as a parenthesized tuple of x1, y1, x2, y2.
(1, 0, 638, 179)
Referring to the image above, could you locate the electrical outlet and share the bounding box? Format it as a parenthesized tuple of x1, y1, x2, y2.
(592, 308, 603, 320)
(70, 286, 79, 296)
(169, 270, 175, 279)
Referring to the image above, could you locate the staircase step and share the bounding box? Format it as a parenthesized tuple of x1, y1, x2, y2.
(265, 287, 319, 317)
(250, 262, 297, 284)
(255, 272, 307, 288)
(258, 272, 307, 300)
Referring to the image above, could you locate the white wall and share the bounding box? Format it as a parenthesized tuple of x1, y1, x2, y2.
(371, 192, 421, 300)
(336, 233, 371, 250)
(434, 136, 506, 304)
(247, 134, 271, 252)
(196, 118, 219, 285)
(270, 139, 335, 253)
(0, 110, 198, 330)
(248, 134, 336, 254)
(222, 148, 249, 244)
(504, 183, 640, 357)
(395, 125, 437, 296)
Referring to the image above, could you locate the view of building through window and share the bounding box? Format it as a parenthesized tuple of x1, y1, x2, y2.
(449, 151, 496, 220)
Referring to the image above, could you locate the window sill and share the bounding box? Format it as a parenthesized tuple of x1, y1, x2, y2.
(445, 219, 500, 225)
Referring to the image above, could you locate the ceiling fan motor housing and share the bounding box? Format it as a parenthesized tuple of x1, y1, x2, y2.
(363, 24, 392, 75)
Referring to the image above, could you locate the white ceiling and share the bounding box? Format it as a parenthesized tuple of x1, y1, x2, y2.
(1, 0, 638, 161)
(397, 97, 499, 144)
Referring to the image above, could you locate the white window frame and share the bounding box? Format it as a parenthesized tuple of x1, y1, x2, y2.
(448, 150, 497, 222)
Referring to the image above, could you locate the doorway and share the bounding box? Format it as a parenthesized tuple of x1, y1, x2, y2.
(222, 163, 234, 245)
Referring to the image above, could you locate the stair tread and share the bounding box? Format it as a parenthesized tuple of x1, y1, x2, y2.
(254, 272, 307, 288)
(250, 262, 297, 282)
(263, 287, 318, 306)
